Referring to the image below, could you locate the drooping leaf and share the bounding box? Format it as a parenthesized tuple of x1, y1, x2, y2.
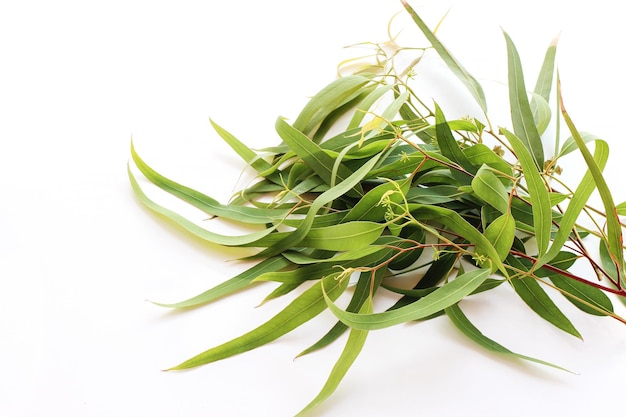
(323, 268, 490, 330)
(549, 275, 613, 316)
(507, 256, 581, 339)
(151, 256, 291, 308)
(446, 303, 573, 372)
(128, 165, 279, 247)
(131, 141, 290, 224)
(296, 298, 372, 416)
(169, 272, 348, 370)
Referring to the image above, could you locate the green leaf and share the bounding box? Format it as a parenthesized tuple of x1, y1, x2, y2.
(507, 256, 581, 339)
(484, 213, 515, 261)
(296, 268, 386, 358)
(445, 303, 573, 373)
(616, 202, 626, 216)
(275, 117, 363, 197)
(323, 268, 490, 330)
(434, 103, 476, 180)
(281, 245, 384, 265)
(344, 178, 410, 222)
(295, 298, 372, 416)
(210, 119, 274, 174)
(130, 141, 289, 224)
(300, 222, 385, 252)
(501, 128, 551, 257)
(536, 140, 608, 269)
(559, 88, 625, 286)
(549, 275, 613, 316)
(293, 75, 372, 136)
(402, 0, 487, 113)
(169, 272, 348, 370)
(152, 256, 291, 308)
(471, 165, 509, 214)
(251, 152, 382, 259)
(558, 131, 599, 158)
(409, 205, 505, 273)
(347, 84, 395, 130)
(530, 35, 558, 135)
(531, 93, 551, 136)
(532, 35, 558, 103)
(503, 31, 544, 167)
(463, 143, 513, 179)
(128, 165, 278, 246)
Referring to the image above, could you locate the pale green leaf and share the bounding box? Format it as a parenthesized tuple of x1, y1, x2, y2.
(128, 165, 278, 246)
(503, 31, 544, 167)
(130, 141, 289, 224)
(323, 268, 490, 330)
(530, 35, 558, 135)
(558, 131, 599, 158)
(293, 75, 372, 136)
(151, 257, 291, 308)
(402, 1, 487, 113)
(296, 298, 372, 416)
(169, 272, 348, 370)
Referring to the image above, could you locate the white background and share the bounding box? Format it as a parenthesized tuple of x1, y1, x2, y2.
(2, 1, 626, 416)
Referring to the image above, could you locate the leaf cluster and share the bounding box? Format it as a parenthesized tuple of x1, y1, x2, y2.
(128, 1, 626, 415)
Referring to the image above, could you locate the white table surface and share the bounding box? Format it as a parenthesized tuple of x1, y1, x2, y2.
(2, 1, 626, 416)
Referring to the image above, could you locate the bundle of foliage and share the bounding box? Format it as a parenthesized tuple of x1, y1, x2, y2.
(128, 1, 626, 414)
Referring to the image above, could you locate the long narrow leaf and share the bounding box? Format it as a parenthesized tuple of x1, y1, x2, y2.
(323, 268, 490, 330)
(401, 0, 487, 113)
(445, 303, 573, 372)
(435, 103, 476, 179)
(169, 272, 348, 370)
(530, 35, 558, 136)
(293, 75, 371, 136)
(296, 299, 372, 416)
(128, 165, 278, 246)
(152, 257, 291, 308)
(210, 119, 274, 174)
(536, 140, 608, 269)
(251, 152, 382, 259)
(503, 31, 545, 167)
(509, 275, 581, 338)
(501, 128, 551, 257)
(275, 117, 363, 197)
(131, 141, 289, 224)
(559, 84, 625, 286)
